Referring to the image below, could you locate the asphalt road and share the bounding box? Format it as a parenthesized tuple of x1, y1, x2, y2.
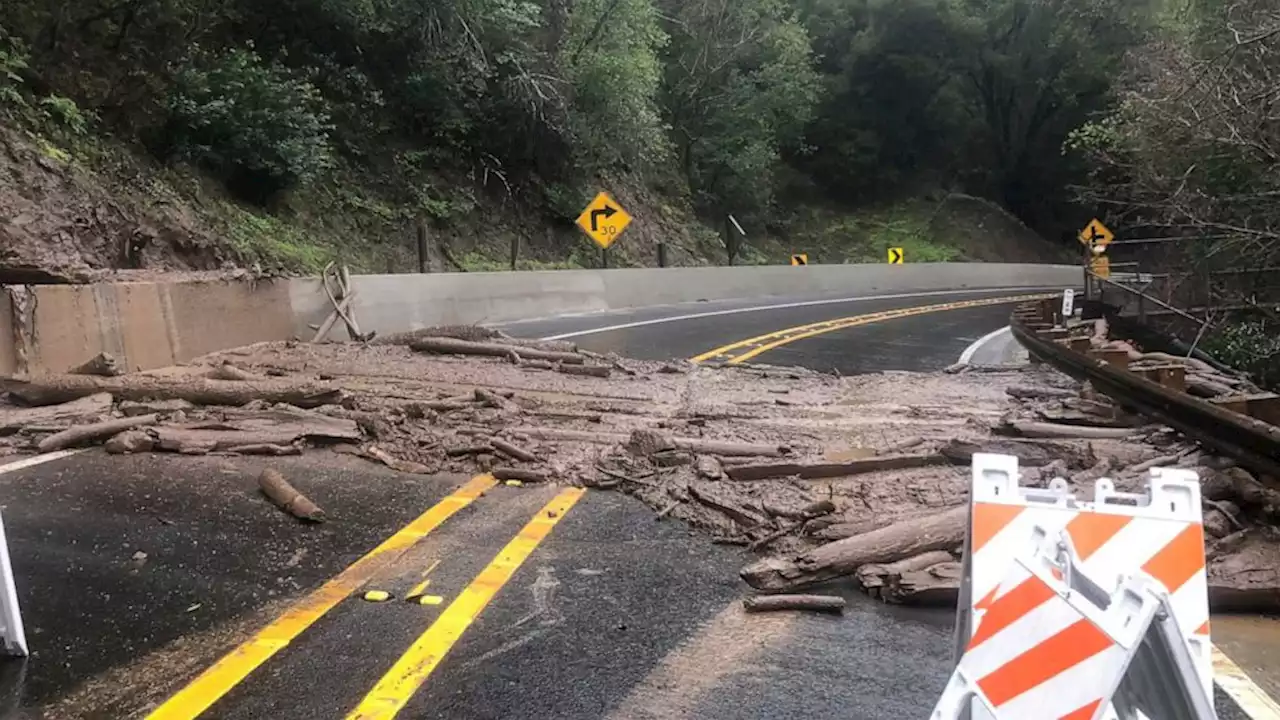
(0, 284, 1263, 720)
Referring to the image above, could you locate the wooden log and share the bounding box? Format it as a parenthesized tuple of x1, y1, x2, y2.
(1128, 454, 1179, 474)
(740, 506, 967, 592)
(259, 468, 326, 522)
(671, 438, 791, 458)
(1036, 409, 1138, 429)
(227, 443, 303, 456)
(408, 337, 584, 365)
(1224, 467, 1280, 517)
(742, 594, 846, 614)
(1187, 376, 1234, 399)
(207, 362, 266, 382)
(492, 467, 552, 484)
(1006, 385, 1076, 400)
(881, 436, 924, 454)
(0, 393, 113, 433)
(810, 516, 896, 541)
(492, 438, 537, 463)
(557, 364, 611, 379)
(999, 420, 1142, 440)
(688, 483, 767, 527)
(513, 427, 630, 444)
(37, 413, 159, 453)
(363, 445, 434, 474)
(725, 454, 946, 481)
(856, 550, 954, 593)
(940, 438, 1095, 468)
(70, 352, 123, 377)
(3, 375, 344, 409)
(104, 429, 157, 454)
(763, 499, 836, 521)
(884, 562, 962, 605)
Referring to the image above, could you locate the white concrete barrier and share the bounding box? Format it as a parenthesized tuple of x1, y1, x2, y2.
(289, 263, 1081, 339)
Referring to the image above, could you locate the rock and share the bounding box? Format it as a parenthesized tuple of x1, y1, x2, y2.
(1204, 509, 1232, 539)
(695, 455, 723, 480)
(628, 429, 675, 456)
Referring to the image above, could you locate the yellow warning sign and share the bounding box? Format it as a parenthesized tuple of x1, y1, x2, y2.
(1090, 255, 1111, 278)
(888, 248, 904, 264)
(1079, 218, 1114, 248)
(575, 192, 632, 249)
(791, 254, 808, 266)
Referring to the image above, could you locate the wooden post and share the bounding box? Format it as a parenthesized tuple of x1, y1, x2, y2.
(509, 234, 520, 271)
(657, 242, 668, 268)
(416, 221, 430, 274)
(601, 247, 610, 269)
(725, 216, 737, 266)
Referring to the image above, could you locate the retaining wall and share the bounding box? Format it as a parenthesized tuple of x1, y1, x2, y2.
(3, 263, 1080, 375)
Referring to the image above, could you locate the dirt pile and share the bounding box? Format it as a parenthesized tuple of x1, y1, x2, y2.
(1, 332, 1276, 611)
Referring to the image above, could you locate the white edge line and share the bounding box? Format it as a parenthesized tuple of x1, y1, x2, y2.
(0, 449, 88, 476)
(958, 326, 1012, 365)
(1214, 644, 1280, 719)
(540, 287, 1059, 341)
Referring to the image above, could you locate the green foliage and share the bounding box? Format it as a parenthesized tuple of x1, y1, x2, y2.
(1204, 320, 1280, 390)
(0, 28, 30, 110)
(164, 49, 335, 203)
(39, 95, 89, 134)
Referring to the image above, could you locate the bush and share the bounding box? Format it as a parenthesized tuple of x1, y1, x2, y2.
(1204, 319, 1280, 390)
(164, 49, 334, 204)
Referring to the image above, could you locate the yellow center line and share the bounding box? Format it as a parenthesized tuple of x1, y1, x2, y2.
(345, 487, 587, 720)
(146, 474, 498, 720)
(689, 293, 1054, 365)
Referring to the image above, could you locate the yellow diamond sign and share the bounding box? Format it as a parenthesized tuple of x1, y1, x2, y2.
(576, 192, 632, 250)
(1079, 218, 1114, 248)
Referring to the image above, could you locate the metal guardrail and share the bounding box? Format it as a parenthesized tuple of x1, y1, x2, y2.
(1009, 298, 1280, 480)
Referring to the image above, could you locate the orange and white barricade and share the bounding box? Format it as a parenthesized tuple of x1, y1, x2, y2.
(936, 453, 1215, 720)
(0, 510, 26, 656)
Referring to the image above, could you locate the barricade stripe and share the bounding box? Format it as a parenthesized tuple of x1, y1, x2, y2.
(1195, 620, 1210, 635)
(1065, 512, 1131, 560)
(1059, 699, 1102, 720)
(967, 577, 1057, 651)
(973, 586, 1000, 612)
(972, 504, 1025, 554)
(977, 618, 1113, 707)
(1141, 523, 1205, 593)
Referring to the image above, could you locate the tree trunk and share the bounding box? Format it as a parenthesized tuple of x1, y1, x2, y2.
(0, 393, 114, 433)
(724, 454, 946, 481)
(741, 506, 968, 593)
(3, 375, 344, 408)
(409, 337, 584, 365)
(37, 414, 158, 453)
(742, 594, 846, 614)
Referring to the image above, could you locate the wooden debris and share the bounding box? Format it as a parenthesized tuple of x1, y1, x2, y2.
(492, 438, 537, 463)
(695, 455, 724, 480)
(493, 467, 551, 484)
(998, 420, 1143, 440)
(409, 337, 585, 365)
(1006, 385, 1077, 400)
(1225, 467, 1280, 518)
(764, 499, 836, 521)
(887, 562, 962, 605)
(228, 443, 303, 456)
(740, 506, 967, 592)
(672, 438, 791, 458)
(363, 445, 434, 474)
(724, 454, 946, 481)
(104, 430, 157, 454)
(881, 436, 924, 454)
(70, 352, 123, 377)
(3, 374, 345, 409)
(259, 468, 326, 522)
(940, 438, 1094, 468)
(0, 393, 113, 433)
(557, 364, 612, 379)
(688, 483, 766, 527)
(1128, 453, 1179, 474)
(742, 594, 846, 614)
(118, 399, 195, 417)
(856, 550, 954, 597)
(37, 414, 159, 453)
(207, 362, 264, 382)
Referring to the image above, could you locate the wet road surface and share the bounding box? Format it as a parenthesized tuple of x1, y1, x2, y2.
(0, 283, 1270, 719)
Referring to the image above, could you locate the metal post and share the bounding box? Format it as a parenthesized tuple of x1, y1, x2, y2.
(416, 221, 430, 274)
(657, 242, 668, 268)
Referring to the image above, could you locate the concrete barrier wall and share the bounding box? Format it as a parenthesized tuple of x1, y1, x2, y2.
(289, 263, 1082, 340)
(4, 262, 1080, 375)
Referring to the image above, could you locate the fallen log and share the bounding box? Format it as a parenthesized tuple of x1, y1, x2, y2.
(207, 362, 266, 382)
(671, 438, 790, 458)
(855, 550, 954, 595)
(259, 468, 326, 522)
(1187, 376, 1234, 399)
(881, 436, 924, 454)
(1224, 467, 1280, 517)
(1128, 454, 1179, 474)
(0, 393, 113, 433)
(362, 445, 434, 474)
(725, 454, 946, 481)
(492, 438, 537, 463)
(688, 483, 767, 527)
(409, 337, 585, 365)
(3, 375, 345, 409)
(809, 516, 896, 541)
(70, 352, 123, 377)
(885, 562, 962, 605)
(998, 420, 1143, 440)
(940, 438, 1094, 468)
(742, 594, 846, 614)
(741, 506, 967, 592)
(556, 364, 612, 379)
(1006, 385, 1076, 401)
(763, 499, 836, 521)
(227, 443, 302, 456)
(104, 429, 157, 454)
(492, 467, 551, 484)
(514, 427, 630, 444)
(37, 414, 159, 453)
(1037, 409, 1138, 429)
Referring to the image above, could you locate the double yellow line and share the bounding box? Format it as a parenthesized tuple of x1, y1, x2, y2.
(148, 478, 585, 720)
(690, 293, 1054, 365)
